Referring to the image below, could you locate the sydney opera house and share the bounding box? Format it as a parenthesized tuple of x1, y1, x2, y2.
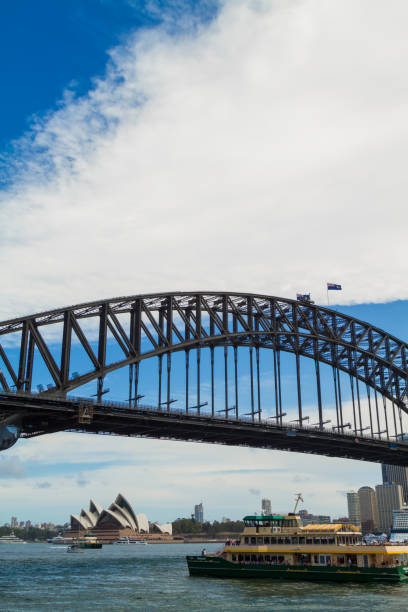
(69, 494, 172, 543)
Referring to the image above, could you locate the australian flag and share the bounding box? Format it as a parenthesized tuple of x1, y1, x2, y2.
(327, 283, 342, 290)
(297, 293, 311, 301)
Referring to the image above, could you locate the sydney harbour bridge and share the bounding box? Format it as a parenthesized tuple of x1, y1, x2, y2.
(1, 291, 408, 466)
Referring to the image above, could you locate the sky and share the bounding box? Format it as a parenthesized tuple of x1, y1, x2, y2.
(1, 0, 408, 525)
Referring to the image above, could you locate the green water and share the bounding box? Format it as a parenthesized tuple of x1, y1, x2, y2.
(0, 542, 407, 611)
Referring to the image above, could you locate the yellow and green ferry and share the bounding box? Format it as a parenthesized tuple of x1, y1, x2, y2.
(187, 510, 408, 582)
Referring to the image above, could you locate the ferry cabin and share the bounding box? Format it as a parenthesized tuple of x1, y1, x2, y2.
(222, 515, 408, 569)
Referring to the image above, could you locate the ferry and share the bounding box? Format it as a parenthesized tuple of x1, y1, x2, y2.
(74, 534, 102, 549)
(0, 531, 26, 544)
(187, 500, 408, 582)
(114, 537, 147, 545)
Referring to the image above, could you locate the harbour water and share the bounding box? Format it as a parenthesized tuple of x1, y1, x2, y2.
(1, 542, 408, 611)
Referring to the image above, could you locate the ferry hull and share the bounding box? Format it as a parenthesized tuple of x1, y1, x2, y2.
(186, 556, 408, 583)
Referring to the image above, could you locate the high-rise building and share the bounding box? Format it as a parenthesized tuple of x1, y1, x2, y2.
(376, 482, 404, 533)
(346, 491, 361, 527)
(261, 498, 271, 515)
(194, 503, 204, 523)
(390, 508, 408, 543)
(382, 465, 408, 504)
(358, 487, 379, 534)
(10, 516, 17, 528)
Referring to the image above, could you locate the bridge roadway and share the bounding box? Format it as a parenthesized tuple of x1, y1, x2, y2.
(2, 392, 408, 465)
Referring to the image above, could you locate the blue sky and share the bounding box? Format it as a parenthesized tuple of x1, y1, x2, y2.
(1, 0, 408, 525)
(0, 1, 217, 149)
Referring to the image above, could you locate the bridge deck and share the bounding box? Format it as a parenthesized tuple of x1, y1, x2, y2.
(2, 392, 408, 466)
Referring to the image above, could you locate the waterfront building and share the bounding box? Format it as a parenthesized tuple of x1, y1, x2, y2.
(358, 486, 379, 534)
(382, 465, 408, 504)
(376, 483, 404, 533)
(261, 498, 272, 515)
(194, 503, 204, 523)
(68, 494, 172, 543)
(347, 491, 361, 527)
(390, 508, 408, 542)
(298, 510, 331, 525)
(11, 516, 17, 528)
(333, 517, 350, 523)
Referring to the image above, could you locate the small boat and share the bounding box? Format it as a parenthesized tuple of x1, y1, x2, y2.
(0, 531, 26, 544)
(114, 536, 147, 545)
(67, 544, 82, 553)
(187, 495, 408, 583)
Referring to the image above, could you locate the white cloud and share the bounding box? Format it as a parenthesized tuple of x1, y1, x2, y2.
(0, 455, 26, 478)
(0, 431, 382, 523)
(1, 0, 408, 321)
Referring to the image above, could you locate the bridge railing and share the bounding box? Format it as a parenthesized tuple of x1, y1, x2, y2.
(2, 389, 403, 445)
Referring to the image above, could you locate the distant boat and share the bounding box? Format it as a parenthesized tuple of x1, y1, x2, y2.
(47, 535, 73, 545)
(74, 534, 102, 549)
(0, 531, 26, 544)
(114, 536, 147, 545)
(67, 544, 82, 553)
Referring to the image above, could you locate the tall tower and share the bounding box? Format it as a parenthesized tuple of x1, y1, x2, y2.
(261, 498, 271, 515)
(381, 465, 408, 504)
(194, 503, 204, 523)
(346, 491, 361, 527)
(376, 483, 404, 533)
(358, 486, 379, 534)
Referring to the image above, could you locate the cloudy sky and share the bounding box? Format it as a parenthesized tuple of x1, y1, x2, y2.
(1, 0, 408, 525)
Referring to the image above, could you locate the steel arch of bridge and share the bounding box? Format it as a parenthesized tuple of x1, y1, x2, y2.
(1, 291, 408, 455)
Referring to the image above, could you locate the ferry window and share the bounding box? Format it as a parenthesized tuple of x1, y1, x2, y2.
(306, 539, 313, 544)
(238, 555, 243, 562)
(264, 537, 270, 544)
(278, 556, 284, 564)
(265, 555, 270, 562)
(251, 537, 256, 544)
(263, 521, 270, 527)
(270, 537, 276, 544)
(292, 537, 298, 544)
(257, 537, 263, 544)
(285, 537, 291, 544)
(313, 538, 321, 545)
(245, 555, 250, 562)
(278, 537, 284, 544)
(321, 539, 327, 545)
(271, 556, 277, 563)
(299, 537, 305, 544)
(244, 537, 249, 544)
(328, 538, 335, 544)
(314, 555, 318, 564)
(259, 555, 264, 562)
(232, 555, 236, 561)
(251, 554, 257, 562)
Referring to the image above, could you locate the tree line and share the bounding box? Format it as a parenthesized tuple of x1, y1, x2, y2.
(0, 526, 59, 541)
(172, 518, 244, 536)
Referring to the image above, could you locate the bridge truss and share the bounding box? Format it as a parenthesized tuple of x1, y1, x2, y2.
(0, 292, 408, 464)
